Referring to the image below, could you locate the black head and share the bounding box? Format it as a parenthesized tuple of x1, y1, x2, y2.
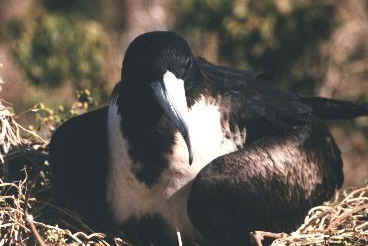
(121, 31, 193, 86)
(117, 31, 194, 165)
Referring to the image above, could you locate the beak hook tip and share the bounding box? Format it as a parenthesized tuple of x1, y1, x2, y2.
(189, 153, 193, 165)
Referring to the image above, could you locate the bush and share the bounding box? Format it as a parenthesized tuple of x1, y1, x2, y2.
(10, 13, 107, 90)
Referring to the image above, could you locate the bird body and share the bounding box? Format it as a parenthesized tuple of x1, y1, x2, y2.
(50, 31, 367, 245)
(188, 115, 343, 244)
(106, 81, 247, 243)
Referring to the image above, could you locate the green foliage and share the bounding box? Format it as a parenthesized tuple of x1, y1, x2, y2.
(176, 0, 336, 94)
(10, 13, 107, 90)
(41, 0, 102, 19)
(29, 89, 96, 134)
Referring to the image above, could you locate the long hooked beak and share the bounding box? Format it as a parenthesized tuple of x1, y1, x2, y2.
(151, 71, 193, 165)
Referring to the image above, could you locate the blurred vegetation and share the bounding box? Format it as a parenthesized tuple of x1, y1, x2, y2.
(2, 1, 109, 105)
(0, 63, 3, 92)
(176, 0, 336, 94)
(2, 0, 337, 102)
(29, 89, 96, 136)
(41, 0, 102, 19)
(11, 16, 105, 91)
(10, 14, 106, 89)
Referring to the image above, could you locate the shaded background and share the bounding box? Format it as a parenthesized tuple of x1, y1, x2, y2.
(0, 0, 367, 186)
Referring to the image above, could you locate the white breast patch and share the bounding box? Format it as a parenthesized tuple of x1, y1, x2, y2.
(106, 96, 244, 240)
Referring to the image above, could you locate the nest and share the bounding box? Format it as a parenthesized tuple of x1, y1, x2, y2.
(0, 172, 128, 245)
(0, 101, 28, 163)
(270, 187, 368, 246)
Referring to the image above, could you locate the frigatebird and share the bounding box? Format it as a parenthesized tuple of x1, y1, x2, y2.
(50, 31, 368, 245)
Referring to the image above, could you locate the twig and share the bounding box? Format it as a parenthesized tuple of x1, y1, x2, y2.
(25, 212, 48, 246)
(23, 170, 48, 246)
(250, 231, 287, 246)
(328, 204, 368, 229)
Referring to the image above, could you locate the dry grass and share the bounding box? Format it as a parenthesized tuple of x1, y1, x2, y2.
(0, 100, 29, 163)
(270, 186, 368, 246)
(0, 174, 127, 245)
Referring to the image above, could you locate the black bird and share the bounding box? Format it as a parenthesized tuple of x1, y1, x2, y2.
(50, 31, 368, 246)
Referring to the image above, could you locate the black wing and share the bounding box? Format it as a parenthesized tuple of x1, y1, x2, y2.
(49, 106, 111, 231)
(196, 57, 368, 124)
(188, 117, 343, 245)
(195, 57, 313, 143)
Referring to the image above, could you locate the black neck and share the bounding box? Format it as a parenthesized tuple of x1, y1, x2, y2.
(112, 81, 177, 188)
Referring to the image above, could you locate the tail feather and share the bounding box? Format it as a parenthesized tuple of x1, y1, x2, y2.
(301, 97, 368, 120)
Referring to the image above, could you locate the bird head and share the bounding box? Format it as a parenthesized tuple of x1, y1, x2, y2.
(121, 31, 194, 165)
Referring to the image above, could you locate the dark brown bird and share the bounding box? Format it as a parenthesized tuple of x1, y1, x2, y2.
(50, 31, 368, 245)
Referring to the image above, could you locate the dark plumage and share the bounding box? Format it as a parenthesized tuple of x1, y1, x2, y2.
(50, 107, 111, 229)
(50, 31, 368, 246)
(187, 116, 342, 245)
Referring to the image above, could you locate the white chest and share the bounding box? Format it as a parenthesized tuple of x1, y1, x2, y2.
(106, 97, 243, 234)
